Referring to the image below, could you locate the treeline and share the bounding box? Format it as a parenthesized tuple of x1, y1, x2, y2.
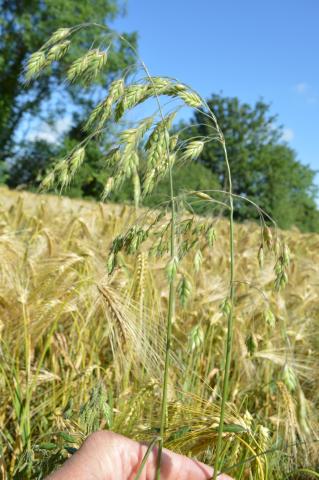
(1, 0, 318, 232)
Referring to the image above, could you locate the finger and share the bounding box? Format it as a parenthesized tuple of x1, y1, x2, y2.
(45, 432, 123, 480)
(46, 431, 233, 480)
(143, 443, 233, 480)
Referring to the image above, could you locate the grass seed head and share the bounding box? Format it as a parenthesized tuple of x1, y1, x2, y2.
(24, 51, 48, 83)
(177, 275, 192, 307)
(47, 40, 71, 62)
(46, 27, 71, 46)
(181, 140, 204, 161)
(194, 249, 203, 273)
(67, 49, 108, 84)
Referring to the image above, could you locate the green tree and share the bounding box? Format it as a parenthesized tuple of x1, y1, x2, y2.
(144, 162, 219, 215)
(184, 94, 319, 231)
(0, 0, 136, 165)
(252, 144, 319, 232)
(8, 123, 115, 198)
(6, 139, 57, 189)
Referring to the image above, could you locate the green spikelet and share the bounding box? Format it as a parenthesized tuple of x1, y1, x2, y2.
(188, 324, 204, 351)
(69, 147, 85, 176)
(282, 364, 297, 392)
(55, 159, 69, 189)
(263, 226, 273, 249)
(119, 119, 153, 151)
(144, 113, 176, 181)
(174, 87, 202, 107)
(166, 256, 179, 282)
(136, 116, 154, 138)
(181, 140, 204, 161)
(40, 171, 56, 191)
(79, 383, 112, 434)
(84, 99, 112, 132)
(206, 225, 216, 247)
(133, 167, 141, 209)
(25, 51, 48, 83)
(120, 149, 139, 179)
(107, 252, 116, 274)
(220, 297, 232, 316)
(169, 134, 179, 151)
(104, 147, 121, 167)
(264, 308, 276, 328)
(45, 28, 71, 47)
(142, 168, 156, 196)
(194, 249, 203, 273)
(102, 177, 115, 200)
(114, 84, 149, 121)
(142, 117, 173, 195)
(148, 76, 173, 95)
(84, 78, 125, 131)
(177, 276, 192, 307)
(67, 49, 107, 84)
(47, 41, 71, 62)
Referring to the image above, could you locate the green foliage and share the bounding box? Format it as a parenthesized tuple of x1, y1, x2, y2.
(254, 144, 319, 232)
(144, 161, 219, 213)
(7, 140, 58, 190)
(182, 94, 319, 231)
(185, 94, 280, 188)
(0, 0, 136, 164)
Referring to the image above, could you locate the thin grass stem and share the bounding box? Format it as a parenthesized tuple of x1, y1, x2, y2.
(134, 436, 160, 480)
(213, 142, 235, 480)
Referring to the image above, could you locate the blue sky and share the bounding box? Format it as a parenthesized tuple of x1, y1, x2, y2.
(111, 0, 319, 184)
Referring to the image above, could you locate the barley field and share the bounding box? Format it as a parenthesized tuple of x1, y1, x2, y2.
(0, 186, 318, 479)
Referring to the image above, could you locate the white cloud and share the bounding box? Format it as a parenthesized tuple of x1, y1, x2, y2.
(281, 127, 294, 142)
(29, 128, 57, 143)
(293, 82, 318, 104)
(27, 117, 72, 144)
(294, 82, 309, 94)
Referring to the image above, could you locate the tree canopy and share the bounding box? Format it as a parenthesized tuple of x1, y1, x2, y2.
(0, 0, 136, 165)
(181, 94, 319, 231)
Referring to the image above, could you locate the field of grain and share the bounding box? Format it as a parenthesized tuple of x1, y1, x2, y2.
(0, 186, 318, 479)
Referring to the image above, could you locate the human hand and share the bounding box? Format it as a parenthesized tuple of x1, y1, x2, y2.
(46, 430, 233, 480)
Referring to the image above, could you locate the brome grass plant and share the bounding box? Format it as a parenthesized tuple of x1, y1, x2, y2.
(0, 22, 318, 479)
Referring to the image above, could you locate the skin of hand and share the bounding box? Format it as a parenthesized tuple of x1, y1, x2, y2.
(46, 430, 233, 480)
